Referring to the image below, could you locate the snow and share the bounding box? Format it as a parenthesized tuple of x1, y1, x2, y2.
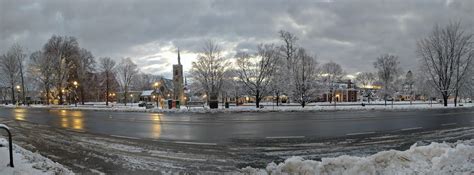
(242, 139, 474, 175)
(0, 138, 72, 175)
(1, 101, 472, 114)
(51, 102, 472, 114)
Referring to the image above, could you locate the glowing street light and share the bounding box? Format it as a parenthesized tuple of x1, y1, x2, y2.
(15, 85, 21, 106)
(153, 82, 161, 107)
(72, 81, 79, 107)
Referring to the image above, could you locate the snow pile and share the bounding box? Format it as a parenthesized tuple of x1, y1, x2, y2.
(0, 138, 72, 175)
(242, 140, 474, 175)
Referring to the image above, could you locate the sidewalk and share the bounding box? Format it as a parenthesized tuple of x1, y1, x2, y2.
(0, 138, 72, 174)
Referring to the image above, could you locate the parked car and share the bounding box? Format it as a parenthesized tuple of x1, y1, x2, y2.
(139, 101, 154, 108)
(138, 101, 146, 107)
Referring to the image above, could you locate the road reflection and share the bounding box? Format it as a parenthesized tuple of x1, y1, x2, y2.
(55, 110, 84, 131)
(14, 108, 26, 121)
(151, 113, 162, 139)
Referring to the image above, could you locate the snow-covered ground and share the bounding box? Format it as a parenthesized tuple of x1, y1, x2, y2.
(0, 138, 72, 175)
(242, 139, 474, 175)
(3, 101, 472, 114)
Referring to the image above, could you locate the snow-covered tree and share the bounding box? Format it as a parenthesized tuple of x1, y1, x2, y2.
(373, 54, 401, 106)
(116, 57, 138, 106)
(191, 40, 231, 107)
(278, 30, 298, 103)
(74, 48, 96, 104)
(321, 61, 344, 103)
(43, 35, 80, 105)
(98, 57, 116, 106)
(356, 72, 376, 103)
(292, 48, 319, 107)
(405, 70, 415, 104)
(0, 44, 25, 104)
(28, 51, 55, 105)
(417, 22, 473, 106)
(235, 44, 278, 108)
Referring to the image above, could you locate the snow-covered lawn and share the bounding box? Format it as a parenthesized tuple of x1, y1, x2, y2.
(0, 138, 72, 175)
(242, 139, 474, 175)
(1, 101, 472, 113)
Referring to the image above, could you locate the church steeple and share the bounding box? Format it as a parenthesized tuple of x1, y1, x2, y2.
(177, 48, 181, 65)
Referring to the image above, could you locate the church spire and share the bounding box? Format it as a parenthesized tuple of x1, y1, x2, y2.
(177, 48, 181, 65)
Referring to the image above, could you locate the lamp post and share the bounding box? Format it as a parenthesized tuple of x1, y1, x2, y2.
(130, 94, 134, 104)
(73, 81, 78, 107)
(153, 82, 160, 108)
(15, 85, 21, 106)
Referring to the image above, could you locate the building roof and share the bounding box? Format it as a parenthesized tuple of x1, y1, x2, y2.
(140, 90, 154, 96)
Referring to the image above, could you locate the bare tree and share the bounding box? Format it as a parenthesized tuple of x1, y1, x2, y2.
(43, 35, 80, 105)
(356, 72, 376, 88)
(321, 61, 344, 103)
(414, 70, 437, 106)
(405, 70, 415, 104)
(75, 48, 96, 104)
(278, 30, 298, 103)
(417, 22, 473, 107)
(133, 73, 162, 91)
(292, 48, 318, 107)
(191, 40, 231, 108)
(235, 44, 278, 108)
(373, 54, 401, 106)
(99, 57, 116, 106)
(0, 44, 23, 104)
(14, 45, 28, 105)
(269, 54, 286, 106)
(458, 66, 473, 102)
(28, 51, 55, 105)
(116, 57, 138, 106)
(356, 72, 376, 103)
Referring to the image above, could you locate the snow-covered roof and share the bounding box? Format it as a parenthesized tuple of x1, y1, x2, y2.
(140, 90, 154, 96)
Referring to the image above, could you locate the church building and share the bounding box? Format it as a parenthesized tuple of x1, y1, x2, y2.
(172, 49, 185, 103)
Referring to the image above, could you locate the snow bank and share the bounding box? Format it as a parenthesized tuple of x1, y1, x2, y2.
(0, 138, 72, 175)
(242, 140, 474, 175)
(1, 102, 472, 114)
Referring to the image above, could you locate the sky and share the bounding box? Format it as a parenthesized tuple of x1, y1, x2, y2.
(0, 0, 473, 78)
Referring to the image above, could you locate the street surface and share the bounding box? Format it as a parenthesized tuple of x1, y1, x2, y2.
(0, 107, 473, 173)
(0, 108, 473, 143)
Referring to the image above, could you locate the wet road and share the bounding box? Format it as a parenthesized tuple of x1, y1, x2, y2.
(1, 107, 473, 143)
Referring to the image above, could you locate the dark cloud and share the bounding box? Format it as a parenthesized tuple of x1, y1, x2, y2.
(1, 0, 473, 77)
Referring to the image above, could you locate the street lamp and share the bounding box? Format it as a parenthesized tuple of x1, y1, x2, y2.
(130, 94, 134, 104)
(15, 85, 20, 106)
(73, 81, 78, 107)
(153, 82, 160, 107)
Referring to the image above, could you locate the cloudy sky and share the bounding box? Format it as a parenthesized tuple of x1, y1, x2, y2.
(1, 0, 473, 78)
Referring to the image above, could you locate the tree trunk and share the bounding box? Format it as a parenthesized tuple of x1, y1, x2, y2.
(45, 86, 50, 105)
(10, 86, 15, 105)
(58, 85, 63, 105)
(301, 94, 306, 108)
(255, 90, 260, 108)
(20, 67, 26, 106)
(80, 86, 85, 105)
(124, 90, 128, 106)
(443, 94, 448, 107)
(105, 74, 109, 106)
(276, 91, 280, 106)
(454, 90, 458, 107)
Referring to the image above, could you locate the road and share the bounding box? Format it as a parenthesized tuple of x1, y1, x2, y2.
(1, 107, 473, 143)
